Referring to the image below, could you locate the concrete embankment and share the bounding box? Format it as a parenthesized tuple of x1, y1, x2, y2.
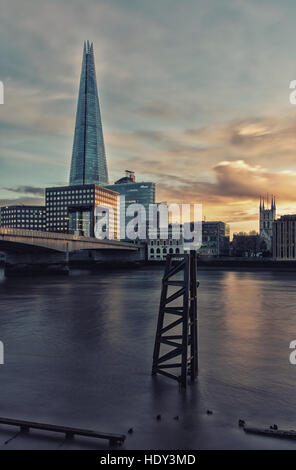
(146, 257, 296, 271)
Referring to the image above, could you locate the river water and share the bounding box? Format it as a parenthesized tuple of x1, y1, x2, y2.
(0, 266, 296, 450)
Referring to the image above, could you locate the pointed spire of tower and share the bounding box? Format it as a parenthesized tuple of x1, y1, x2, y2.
(260, 195, 262, 210)
(69, 41, 109, 186)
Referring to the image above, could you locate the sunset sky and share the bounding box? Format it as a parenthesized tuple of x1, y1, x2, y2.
(1, 0, 296, 235)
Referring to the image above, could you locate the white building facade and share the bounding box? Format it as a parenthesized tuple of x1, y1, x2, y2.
(148, 224, 184, 261)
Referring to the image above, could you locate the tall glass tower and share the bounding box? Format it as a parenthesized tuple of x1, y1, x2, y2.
(69, 41, 109, 186)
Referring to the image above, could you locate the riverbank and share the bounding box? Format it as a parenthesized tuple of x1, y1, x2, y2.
(147, 257, 296, 271)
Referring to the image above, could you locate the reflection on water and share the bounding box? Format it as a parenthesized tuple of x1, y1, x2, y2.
(0, 266, 296, 449)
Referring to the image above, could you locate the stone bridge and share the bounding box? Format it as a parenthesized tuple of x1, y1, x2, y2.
(0, 228, 138, 253)
(0, 229, 145, 275)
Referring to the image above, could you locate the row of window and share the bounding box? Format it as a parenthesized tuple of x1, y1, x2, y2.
(2, 223, 46, 228)
(47, 222, 68, 226)
(150, 239, 181, 245)
(47, 197, 116, 206)
(47, 189, 94, 196)
(1, 210, 44, 215)
(150, 248, 181, 254)
(47, 190, 117, 200)
(2, 215, 44, 219)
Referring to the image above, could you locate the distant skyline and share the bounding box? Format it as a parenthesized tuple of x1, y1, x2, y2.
(2, 0, 296, 234)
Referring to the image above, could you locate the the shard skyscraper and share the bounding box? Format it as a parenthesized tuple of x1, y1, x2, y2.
(69, 41, 109, 185)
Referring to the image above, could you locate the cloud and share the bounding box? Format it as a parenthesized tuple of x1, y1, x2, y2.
(107, 112, 296, 180)
(136, 101, 178, 119)
(0, 196, 44, 206)
(0, 79, 75, 136)
(102, 111, 296, 233)
(156, 158, 296, 202)
(1, 0, 296, 234)
(3, 186, 45, 196)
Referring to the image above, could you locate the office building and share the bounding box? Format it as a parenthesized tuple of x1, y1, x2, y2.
(69, 41, 109, 186)
(45, 184, 119, 238)
(105, 171, 155, 214)
(147, 224, 184, 261)
(45, 42, 120, 239)
(0, 205, 46, 231)
(105, 171, 155, 239)
(199, 221, 230, 256)
(273, 215, 296, 260)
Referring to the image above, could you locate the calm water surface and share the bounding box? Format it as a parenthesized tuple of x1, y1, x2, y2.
(0, 266, 296, 449)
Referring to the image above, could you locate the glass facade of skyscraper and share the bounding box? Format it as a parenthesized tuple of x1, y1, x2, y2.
(104, 181, 155, 215)
(69, 41, 109, 186)
(104, 178, 155, 240)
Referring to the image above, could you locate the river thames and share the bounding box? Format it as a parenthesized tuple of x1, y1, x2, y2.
(0, 266, 296, 449)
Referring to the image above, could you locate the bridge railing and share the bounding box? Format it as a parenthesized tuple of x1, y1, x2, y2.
(0, 227, 138, 248)
(0, 227, 81, 240)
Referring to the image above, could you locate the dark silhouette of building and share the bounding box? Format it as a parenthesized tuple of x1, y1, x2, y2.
(199, 221, 230, 256)
(231, 234, 267, 257)
(273, 215, 296, 260)
(259, 195, 276, 251)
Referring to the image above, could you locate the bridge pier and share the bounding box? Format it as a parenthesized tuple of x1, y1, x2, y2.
(4, 252, 69, 277)
(2, 245, 146, 276)
(0, 229, 146, 276)
(69, 244, 146, 268)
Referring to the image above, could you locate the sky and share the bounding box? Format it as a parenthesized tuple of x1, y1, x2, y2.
(1, 0, 296, 234)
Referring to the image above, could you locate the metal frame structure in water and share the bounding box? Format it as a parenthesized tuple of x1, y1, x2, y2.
(152, 251, 199, 388)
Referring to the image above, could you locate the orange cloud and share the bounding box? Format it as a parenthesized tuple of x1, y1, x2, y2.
(106, 114, 296, 233)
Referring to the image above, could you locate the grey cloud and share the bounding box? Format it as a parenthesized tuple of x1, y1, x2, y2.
(136, 101, 178, 119)
(2, 0, 296, 232)
(0, 196, 44, 206)
(3, 186, 45, 196)
(133, 130, 168, 142)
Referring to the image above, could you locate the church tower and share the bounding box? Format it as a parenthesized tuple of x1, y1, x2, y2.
(259, 195, 276, 250)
